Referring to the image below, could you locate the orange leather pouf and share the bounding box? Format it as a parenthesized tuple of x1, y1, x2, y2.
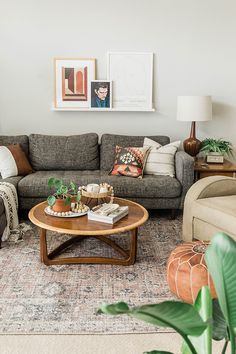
(167, 241, 217, 304)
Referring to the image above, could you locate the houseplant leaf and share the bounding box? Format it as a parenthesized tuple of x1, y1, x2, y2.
(212, 299, 227, 341)
(181, 286, 212, 354)
(205, 233, 236, 352)
(48, 177, 55, 187)
(47, 195, 56, 207)
(65, 196, 71, 206)
(99, 301, 207, 354)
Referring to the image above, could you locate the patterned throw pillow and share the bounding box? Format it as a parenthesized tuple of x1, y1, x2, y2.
(143, 137, 180, 177)
(0, 144, 33, 178)
(110, 145, 150, 178)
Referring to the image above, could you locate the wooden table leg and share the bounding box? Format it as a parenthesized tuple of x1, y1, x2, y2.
(40, 228, 49, 264)
(126, 228, 138, 265)
(39, 228, 138, 266)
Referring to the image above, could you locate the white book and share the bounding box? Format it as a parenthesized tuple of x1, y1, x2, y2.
(87, 205, 129, 224)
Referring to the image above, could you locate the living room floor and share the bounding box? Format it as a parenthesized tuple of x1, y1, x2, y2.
(0, 333, 229, 354)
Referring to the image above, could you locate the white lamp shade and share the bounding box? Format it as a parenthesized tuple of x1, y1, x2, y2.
(177, 96, 212, 122)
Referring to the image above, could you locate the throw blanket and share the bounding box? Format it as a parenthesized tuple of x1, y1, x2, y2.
(0, 182, 19, 241)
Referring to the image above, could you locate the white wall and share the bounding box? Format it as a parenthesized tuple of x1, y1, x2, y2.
(0, 0, 236, 158)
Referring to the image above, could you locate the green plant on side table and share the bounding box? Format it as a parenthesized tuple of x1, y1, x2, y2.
(47, 177, 81, 212)
(200, 138, 233, 163)
(98, 233, 236, 354)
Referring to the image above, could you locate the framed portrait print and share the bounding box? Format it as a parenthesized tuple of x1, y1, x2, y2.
(90, 80, 112, 109)
(107, 52, 153, 110)
(54, 58, 96, 109)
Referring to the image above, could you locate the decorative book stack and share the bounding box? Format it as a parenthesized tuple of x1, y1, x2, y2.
(87, 204, 129, 224)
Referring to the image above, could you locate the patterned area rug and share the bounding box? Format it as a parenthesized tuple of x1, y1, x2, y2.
(0, 212, 182, 334)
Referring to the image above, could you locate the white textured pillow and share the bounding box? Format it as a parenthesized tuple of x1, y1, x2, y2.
(143, 138, 180, 177)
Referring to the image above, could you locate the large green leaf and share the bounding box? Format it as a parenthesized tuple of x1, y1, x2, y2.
(182, 286, 212, 354)
(99, 301, 207, 335)
(212, 299, 227, 341)
(205, 233, 236, 351)
(130, 302, 207, 337)
(99, 301, 206, 354)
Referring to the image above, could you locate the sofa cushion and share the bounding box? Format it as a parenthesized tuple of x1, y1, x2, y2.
(0, 144, 33, 178)
(194, 196, 236, 238)
(110, 145, 150, 178)
(18, 171, 181, 199)
(0, 135, 29, 156)
(100, 134, 170, 171)
(29, 134, 99, 171)
(143, 138, 180, 177)
(18, 171, 103, 198)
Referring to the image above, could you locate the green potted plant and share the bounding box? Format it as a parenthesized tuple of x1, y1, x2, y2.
(200, 138, 233, 163)
(47, 177, 81, 212)
(98, 232, 236, 354)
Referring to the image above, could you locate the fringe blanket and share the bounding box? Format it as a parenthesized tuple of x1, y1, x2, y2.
(0, 182, 19, 241)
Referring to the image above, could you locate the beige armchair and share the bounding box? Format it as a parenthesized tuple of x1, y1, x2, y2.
(183, 175, 236, 241)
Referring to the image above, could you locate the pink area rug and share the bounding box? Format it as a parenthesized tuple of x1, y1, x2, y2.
(0, 212, 181, 334)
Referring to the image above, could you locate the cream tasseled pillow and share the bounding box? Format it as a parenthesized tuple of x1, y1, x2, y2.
(143, 137, 180, 177)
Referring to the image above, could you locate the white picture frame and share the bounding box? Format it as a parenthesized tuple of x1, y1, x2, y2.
(89, 80, 112, 109)
(107, 52, 153, 110)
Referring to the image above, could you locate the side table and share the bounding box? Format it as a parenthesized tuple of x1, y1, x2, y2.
(194, 158, 236, 182)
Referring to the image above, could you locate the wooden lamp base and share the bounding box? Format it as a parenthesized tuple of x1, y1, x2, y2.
(183, 121, 201, 157)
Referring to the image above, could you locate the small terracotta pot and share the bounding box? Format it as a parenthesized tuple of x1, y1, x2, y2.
(52, 199, 71, 212)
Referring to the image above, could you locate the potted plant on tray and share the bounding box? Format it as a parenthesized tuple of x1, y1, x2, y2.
(98, 232, 236, 354)
(47, 177, 81, 212)
(200, 138, 233, 163)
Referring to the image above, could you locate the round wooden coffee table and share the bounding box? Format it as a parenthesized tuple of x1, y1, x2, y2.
(28, 197, 148, 266)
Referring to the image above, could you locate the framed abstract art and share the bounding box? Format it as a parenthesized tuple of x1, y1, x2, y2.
(54, 58, 96, 109)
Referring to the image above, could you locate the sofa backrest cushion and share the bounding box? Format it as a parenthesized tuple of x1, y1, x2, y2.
(29, 133, 99, 170)
(100, 134, 170, 171)
(0, 135, 29, 156)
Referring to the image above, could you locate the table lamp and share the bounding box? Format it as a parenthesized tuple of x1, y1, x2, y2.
(177, 96, 212, 156)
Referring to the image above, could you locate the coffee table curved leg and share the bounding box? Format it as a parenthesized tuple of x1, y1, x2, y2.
(39, 227, 138, 266)
(126, 228, 138, 265)
(40, 228, 49, 264)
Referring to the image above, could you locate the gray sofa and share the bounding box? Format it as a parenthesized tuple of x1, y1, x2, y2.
(0, 133, 194, 239)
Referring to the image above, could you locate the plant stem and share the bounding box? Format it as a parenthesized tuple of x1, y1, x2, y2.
(229, 328, 235, 354)
(221, 340, 228, 354)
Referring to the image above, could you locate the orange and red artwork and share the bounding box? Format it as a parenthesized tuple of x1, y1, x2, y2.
(62, 67, 88, 101)
(54, 58, 96, 109)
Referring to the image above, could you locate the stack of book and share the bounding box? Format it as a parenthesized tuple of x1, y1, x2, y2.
(87, 203, 129, 224)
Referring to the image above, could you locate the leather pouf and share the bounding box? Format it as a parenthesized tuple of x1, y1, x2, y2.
(167, 241, 217, 304)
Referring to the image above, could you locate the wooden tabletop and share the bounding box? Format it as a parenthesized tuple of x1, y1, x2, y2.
(194, 158, 236, 172)
(28, 197, 149, 236)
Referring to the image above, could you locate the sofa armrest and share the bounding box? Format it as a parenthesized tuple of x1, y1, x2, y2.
(175, 151, 194, 208)
(185, 175, 236, 202)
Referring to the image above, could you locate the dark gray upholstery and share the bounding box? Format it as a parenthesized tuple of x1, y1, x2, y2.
(100, 134, 170, 171)
(0, 212, 7, 245)
(0, 176, 24, 188)
(0, 133, 194, 217)
(0, 198, 5, 215)
(175, 151, 194, 208)
(18, 170, 181, 199)
(0, 135, 29, 155)
(29, 134, 99, 171)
